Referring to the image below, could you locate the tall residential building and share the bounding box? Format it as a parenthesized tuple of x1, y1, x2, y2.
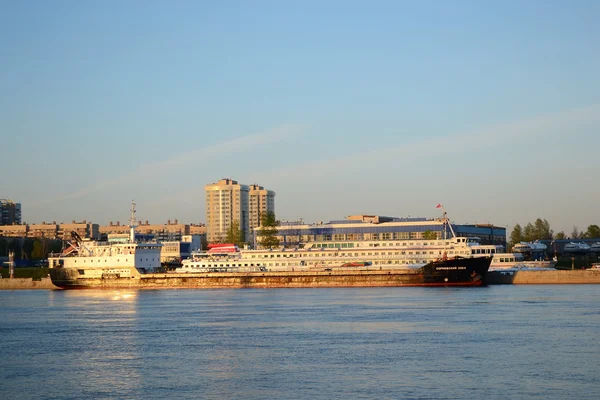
(205, 178, 250, 244)
(248, 184, 275, 230)
(0, 199, 22, 225)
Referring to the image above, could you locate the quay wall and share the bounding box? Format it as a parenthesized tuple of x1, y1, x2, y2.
(0, 277, 58, 290)
(488, 270, 600, 285)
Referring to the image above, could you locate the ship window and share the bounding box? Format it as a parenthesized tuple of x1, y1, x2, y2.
(78, 269, 85, 275)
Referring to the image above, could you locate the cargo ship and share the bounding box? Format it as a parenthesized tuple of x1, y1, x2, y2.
(48, 202, 492, 289)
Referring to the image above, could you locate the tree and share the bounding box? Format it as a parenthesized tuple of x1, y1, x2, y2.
(582, 224, 600, 239)
(523, 223, 535, 242)
(533, 218, 553, 240)
(510, 224, 523, 247)
(423, 230, 437, 240)
(31, 240, 45, 260)
(258, 211, 280, 249)
(225, 220, 245, 246)
(571, 226, 580, 239)
(555, 231, 566, 240)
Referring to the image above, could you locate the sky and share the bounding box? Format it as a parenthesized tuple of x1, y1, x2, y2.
(1, 0, 599, 236)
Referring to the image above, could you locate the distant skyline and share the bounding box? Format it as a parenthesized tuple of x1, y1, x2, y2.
(1, 1, 599, 235)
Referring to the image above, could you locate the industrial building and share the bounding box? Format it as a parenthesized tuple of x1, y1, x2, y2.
(253, 214, 506, 249)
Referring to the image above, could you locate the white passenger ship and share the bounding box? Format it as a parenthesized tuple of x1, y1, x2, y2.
(48, 202, 162, 280)
(178, 215, 501, 273)
(490, 253, 556, 271)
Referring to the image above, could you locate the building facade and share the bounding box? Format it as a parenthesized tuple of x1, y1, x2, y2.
(205, 178, 251, 244)
(0, 199, 21, 225)
(252, 215, 506, 249)
(58, 221, 100, 241)
(248, 184, 275, 230)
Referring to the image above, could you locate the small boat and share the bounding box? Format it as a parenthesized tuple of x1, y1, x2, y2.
(512, 241, 547, 253)
(589, 243, 600, 253)
(564, 242, 591, 254)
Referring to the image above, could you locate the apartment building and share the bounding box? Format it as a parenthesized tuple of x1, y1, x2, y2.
(0, 199, 21, 225)
(58, 221, 100, 240)
(205, 178, 250, 244)
(248, 184, 276, 231)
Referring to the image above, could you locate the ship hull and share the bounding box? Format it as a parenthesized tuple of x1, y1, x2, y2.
(49, 256, 491, 289)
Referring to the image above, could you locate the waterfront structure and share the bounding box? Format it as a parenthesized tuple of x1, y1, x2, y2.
(0, 199, 21, 225)
(205, 178, 250, 244)
(248, 184, 275, 231)
(253, 214, 507, 250)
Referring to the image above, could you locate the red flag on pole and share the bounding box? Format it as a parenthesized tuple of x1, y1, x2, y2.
(436, 204, 442, 208)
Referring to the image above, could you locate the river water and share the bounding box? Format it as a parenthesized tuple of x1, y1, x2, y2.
(0, 286, 598, 400)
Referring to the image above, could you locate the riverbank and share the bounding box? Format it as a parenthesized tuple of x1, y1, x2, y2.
(0, 277, 58, 290)
(487, 269, 600, 284)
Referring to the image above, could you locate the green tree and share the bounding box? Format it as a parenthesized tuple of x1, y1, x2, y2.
(31, 240, 44, 260)
(258, 211, 280, 249)
(582, 224, 600, 239)
(533, 218, 553, 240)
(423, 230, 437, 240)
(225, 220, 245, 246)
(510, 224, 523, 247)
(555, 231, 566, 240)
(522, 223, 536, 242)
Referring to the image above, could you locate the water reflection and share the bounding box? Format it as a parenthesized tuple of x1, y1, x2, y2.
(62, 289, 139, 302)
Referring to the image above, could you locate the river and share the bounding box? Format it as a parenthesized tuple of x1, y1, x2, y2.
(0, 286, 598, 399)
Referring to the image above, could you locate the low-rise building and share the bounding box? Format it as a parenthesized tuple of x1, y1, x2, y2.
(0, 224, 28, 237)
(253, 215, 506, 249)
(28, 222, 59, 239)
(58, 221, 99, 240)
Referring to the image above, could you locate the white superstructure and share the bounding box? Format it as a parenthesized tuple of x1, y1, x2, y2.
(564, 242, 591, 254)
(513, 241, 548, 253)
(177, 235, 500, 273)
(48, 202, 162, 279)
(490, 252, 556, 271)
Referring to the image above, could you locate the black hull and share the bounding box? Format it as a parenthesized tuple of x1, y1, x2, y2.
(49, 257, 492, 289)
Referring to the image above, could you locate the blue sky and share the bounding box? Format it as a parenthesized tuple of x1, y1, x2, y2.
(1, 0, 599, 235)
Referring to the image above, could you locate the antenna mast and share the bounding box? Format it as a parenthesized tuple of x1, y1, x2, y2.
(439, 204, 456, 239)
(129, 200, 137, 243)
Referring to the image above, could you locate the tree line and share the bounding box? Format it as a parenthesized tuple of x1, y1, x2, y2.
(223, 211, 280, 249)
(0, 237, 63, 261)
(510, 218, 600, 246)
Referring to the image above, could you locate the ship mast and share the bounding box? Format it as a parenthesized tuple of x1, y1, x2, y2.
(439, 205, 456, 239)
(129, 200, 137, 243)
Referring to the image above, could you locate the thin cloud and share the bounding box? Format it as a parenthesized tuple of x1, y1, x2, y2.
(31, 124, 304, 205)
(261, 104, 600, 180)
